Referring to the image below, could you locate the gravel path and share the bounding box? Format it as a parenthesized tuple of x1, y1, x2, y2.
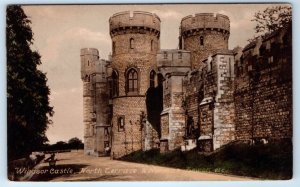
(28, 150, 254, 181)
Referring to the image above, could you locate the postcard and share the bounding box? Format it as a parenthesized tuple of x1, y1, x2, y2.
(7, 3, 292, 181)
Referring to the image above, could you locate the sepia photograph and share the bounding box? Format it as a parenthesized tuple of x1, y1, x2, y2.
(6, 3, 292, 181)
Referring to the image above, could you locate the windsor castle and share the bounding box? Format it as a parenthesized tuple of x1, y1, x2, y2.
(80, 11, 292, 158)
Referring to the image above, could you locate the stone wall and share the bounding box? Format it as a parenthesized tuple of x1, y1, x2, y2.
(111, 97, 145, 158)
(234, 26, 292, 142)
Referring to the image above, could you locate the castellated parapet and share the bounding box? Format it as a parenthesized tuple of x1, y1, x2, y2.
(180, 13, 230, 69)
(180, 13, 230, 34)
(109, 11, 160, 37)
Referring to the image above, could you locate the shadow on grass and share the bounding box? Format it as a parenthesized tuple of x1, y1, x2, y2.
(119, 140, 293, 180)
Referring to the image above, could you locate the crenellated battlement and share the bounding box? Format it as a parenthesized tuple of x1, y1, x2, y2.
(180, 13, 230, 36)
(80, 48, 99, 56)
(109, 11, 160, 37)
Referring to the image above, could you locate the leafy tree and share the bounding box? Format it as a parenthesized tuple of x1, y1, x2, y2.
(68, 137, 84, 150)
(252, 6, 292, 34)
(7, 5, 54, 160)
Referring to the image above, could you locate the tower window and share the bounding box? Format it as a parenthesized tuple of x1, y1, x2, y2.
(112, 70, 119, 97)
(118, 116, 125, 131)
(200, 36, 204, 46)
(164, 52, 168, 59)
(178, 52, 182, 59)
(126, 68, 138, 94)
(130, 38, 134, 49)
(150, 70, 156, 88)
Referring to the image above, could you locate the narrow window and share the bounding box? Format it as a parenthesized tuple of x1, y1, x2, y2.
(200, 36, 204, 46)
(178, 52, 182, 59)
(112, 70, 118, 97)
(104, 127, 109, 136)
(164, 52, 168, 59)
(130, 38, 134, 49)
(118, 116, 125, 131)
(150, 70, 156, 88)
(112, 41, 116, 54)
(151, 40, 154, 51)
(126, 68, 138, 93)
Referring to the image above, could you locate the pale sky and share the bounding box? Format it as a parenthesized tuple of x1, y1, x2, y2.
(22, 4, 288, 144)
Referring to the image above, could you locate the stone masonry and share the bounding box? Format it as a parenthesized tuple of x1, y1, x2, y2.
(80, 11, 292, 158)
(80, 48, 111, 156)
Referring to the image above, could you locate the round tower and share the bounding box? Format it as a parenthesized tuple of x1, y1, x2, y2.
(109, 11, 161, 158)
(80, 48, 99, 155)
(180, 13, 230, 69)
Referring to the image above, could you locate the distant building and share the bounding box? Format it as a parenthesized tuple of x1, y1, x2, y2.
(80, 11, 292, 158)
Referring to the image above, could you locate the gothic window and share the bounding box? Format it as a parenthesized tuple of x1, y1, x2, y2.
(200, 36, 204, 46)
(126, 68, 138, 94)
(112, 70, 119, 97)
(118, 116, 125, 131)
(150, 70, 156, 88)
(130, 38, 134, 49)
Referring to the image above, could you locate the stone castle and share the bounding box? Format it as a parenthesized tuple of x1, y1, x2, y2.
(80, 11, 292, 158)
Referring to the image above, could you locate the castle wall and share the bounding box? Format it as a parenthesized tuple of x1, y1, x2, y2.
(111, 97, 145, 158)
(234, 27, 292, 142)
(212, 54, 235, 149)
(158, 50, 191, 152)
(80, 11, 292, 157)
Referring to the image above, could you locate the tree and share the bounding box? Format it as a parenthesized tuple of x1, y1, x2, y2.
(252, 6, 292, 34)
(68, 137, 84, 150)
(7, 5, 54, 160)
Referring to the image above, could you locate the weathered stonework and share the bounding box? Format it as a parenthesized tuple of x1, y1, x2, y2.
(157, 50, 191, 152)
(234, 26, 292, 143)
(109, 11, 161, 158)
(180, 13, 230, 69)
(80, 48, 111, 156)
(81, 11, 292, 158)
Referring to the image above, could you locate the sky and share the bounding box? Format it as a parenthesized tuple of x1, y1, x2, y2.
(22, 3, 288, 144)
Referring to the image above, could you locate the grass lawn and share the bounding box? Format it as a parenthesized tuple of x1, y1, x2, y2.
(119, 140, 292, 180)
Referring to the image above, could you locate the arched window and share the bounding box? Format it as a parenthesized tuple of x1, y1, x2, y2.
(150, 70, 156, 88)
(200, 36, 204, 46)
(130, 38, 134, 49)
(126, 68, 138, 93)
(112, 70, 118, 97)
